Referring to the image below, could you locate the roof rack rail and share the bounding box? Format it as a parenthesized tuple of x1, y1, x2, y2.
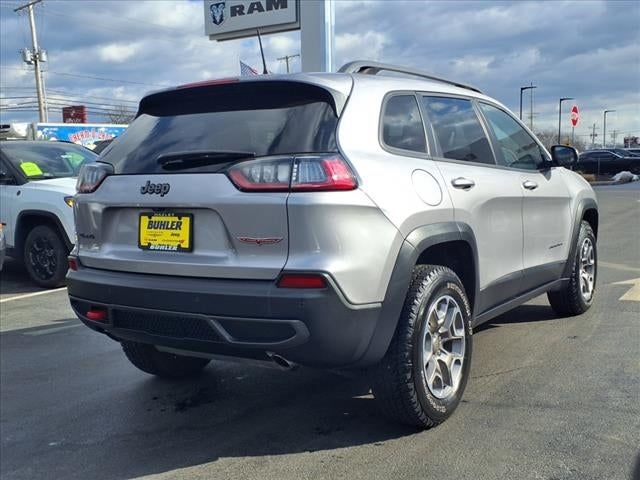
(338, 60, 483, 94)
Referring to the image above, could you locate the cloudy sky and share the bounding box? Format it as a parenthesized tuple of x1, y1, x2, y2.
(1, 0, 638, 145)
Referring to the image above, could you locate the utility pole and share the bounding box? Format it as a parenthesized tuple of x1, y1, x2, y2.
(590, 123, 598, 148)
(558, 97, 573, 144)
(277, 54, 300, 73)
(611, 130, 618, 148)
(519, 83, 536, 122)
(603, 109, 615, 150)
(15, 0, 47, 122)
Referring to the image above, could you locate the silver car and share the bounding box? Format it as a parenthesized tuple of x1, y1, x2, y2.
(67, 61, 598, 428)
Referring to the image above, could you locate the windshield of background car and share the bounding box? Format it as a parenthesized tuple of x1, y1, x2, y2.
(101, 81, 342, 174)
(1, 142, 97, 179)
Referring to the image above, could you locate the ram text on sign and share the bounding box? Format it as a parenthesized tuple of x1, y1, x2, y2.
(204, 0, 300, 41)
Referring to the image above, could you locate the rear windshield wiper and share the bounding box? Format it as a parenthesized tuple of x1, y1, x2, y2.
(157, 150, 255, 171)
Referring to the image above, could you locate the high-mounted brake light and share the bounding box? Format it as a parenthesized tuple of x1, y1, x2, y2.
(177, 78, 239, 89)
(76, 163, 113, 194)
(277, 274, 327, 289)
(226, 154, 357, 193)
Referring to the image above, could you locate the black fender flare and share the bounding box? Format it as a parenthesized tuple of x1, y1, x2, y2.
(15, 210, 73, 256)
(562, 198, 598, 278)
(354, 222, 479, 367)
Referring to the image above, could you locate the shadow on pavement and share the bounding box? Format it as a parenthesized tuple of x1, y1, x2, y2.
(0, 259, 54, 296)
(0, 322, 418, 480)
(475, 303, 559, 332)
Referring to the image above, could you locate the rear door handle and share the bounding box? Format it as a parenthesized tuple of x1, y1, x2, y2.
(522, 180, 538, 190)
(451, 177, 475, 190)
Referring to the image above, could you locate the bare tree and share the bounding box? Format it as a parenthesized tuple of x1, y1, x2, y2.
(534, 128, 588, 153)
(106, 104, 135, 124)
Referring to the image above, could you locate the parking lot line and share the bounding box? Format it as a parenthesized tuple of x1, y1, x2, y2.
(23, 324, 81, 336)
(0, 287, 67, 304)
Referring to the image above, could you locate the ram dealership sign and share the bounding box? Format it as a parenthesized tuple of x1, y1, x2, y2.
(204, 0, 300, 41)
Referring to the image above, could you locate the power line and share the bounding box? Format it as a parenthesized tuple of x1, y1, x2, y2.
(0, 87, 139, 104)
(1, 95, 138, 110)
(1, 66, 169, 87)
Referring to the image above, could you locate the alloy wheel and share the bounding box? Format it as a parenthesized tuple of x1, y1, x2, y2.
(421, 295, 466, 399)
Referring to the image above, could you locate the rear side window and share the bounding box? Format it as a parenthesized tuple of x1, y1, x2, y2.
(381, 95, 427, 153)
(101, 81, 341, 174)
(422, 96, 494, 165)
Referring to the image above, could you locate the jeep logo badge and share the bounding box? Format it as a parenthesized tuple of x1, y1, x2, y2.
(140, 181, 170, 197)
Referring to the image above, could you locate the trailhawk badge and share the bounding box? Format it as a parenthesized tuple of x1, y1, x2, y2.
(237, 236, 283, 246)
(210, 1, 225, 26)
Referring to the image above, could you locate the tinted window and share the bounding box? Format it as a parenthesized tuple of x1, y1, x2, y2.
(479, 103, 546, 170)
(101, 82, 341, 174)
(1, 142, 96, 179)
(422, 96, 494, 164)
(381, 95, 427, 153)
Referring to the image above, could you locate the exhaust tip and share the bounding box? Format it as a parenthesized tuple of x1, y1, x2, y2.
(266, 352, 298, 371)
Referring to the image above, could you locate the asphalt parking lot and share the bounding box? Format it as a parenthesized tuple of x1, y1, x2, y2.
(1, 183, 638, 480)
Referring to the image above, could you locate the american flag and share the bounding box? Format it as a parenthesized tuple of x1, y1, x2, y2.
(240, 60, 258, 76)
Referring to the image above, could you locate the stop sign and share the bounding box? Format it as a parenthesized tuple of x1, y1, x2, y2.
(570, 105, 579, 127)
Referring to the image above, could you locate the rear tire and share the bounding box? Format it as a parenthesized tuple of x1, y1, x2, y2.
(23, 225, 68, 288)
(122, 341, 210, 379)
(371, 265, 473, 428)
(547, 221, 596, 316)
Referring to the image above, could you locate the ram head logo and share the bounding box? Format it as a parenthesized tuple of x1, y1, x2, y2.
(210, 1, 225, 26)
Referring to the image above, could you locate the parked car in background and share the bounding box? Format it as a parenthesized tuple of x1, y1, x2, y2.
(0, 141, 98, 286)
(577, 149, 640, 175)
(92, 139, 114, 155)
(620, 148, 640, 157)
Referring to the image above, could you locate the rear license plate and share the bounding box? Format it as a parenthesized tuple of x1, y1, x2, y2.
(138, 212, 193, 252)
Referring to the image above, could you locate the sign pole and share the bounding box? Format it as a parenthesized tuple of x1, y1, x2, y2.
(300, 0, 333, 72)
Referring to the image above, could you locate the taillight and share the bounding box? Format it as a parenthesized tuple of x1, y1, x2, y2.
(227, 157, 291, 192)
(76, 163, 113, 193)
(226, 154, 357, 192)
(68, 256, 78, 271)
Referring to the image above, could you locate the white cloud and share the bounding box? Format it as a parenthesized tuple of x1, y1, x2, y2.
(336, 31, 387, 66)
(98, 43, 141, 63)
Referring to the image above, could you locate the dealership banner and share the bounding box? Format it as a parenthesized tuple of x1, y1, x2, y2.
(33, 123, 127, 149)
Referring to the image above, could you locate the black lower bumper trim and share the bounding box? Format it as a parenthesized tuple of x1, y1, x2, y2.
(67, 266, 382, 368)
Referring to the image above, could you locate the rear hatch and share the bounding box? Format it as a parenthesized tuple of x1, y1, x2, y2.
(74, 78, 350, 280)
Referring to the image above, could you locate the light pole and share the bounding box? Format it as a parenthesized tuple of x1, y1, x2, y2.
(558, 97, 574, 144)
(603, 110, 615, 149)
(519, 83, 536, 121)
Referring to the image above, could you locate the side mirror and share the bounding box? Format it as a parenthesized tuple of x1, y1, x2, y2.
(551, 145, 578, 168)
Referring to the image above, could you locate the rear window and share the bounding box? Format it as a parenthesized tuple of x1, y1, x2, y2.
(101, 81, 341, 174)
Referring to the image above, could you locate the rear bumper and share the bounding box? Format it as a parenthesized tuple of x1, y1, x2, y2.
(66, 265, 383, 368)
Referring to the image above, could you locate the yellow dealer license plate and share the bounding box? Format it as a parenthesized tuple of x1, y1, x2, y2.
(138, 212, 193, 252)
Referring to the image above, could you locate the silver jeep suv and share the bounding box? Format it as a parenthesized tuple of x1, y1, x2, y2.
(67, 61, 598, 428)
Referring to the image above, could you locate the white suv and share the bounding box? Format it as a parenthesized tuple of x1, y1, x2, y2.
(0, 141, 97, 286)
